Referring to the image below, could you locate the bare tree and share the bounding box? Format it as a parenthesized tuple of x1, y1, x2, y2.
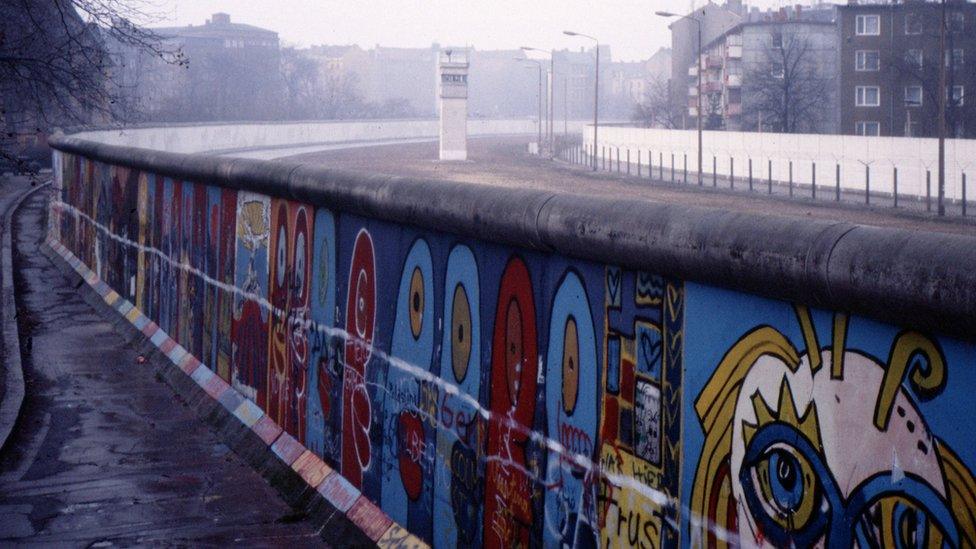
(887, 7, 973, 138)
(632, 76, 679, 129)
(703, 90, 724, 131)
(0, 0, 182, 171)
(743, 32, 832, 134)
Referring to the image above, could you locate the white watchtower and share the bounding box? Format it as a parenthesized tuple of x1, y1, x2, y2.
(438, 49, 469, 161)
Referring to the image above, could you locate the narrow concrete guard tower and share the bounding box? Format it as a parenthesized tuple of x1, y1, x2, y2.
(438, 49, 469, 161)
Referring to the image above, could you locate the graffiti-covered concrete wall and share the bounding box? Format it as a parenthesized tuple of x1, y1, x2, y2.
(47, 134, 976, 547)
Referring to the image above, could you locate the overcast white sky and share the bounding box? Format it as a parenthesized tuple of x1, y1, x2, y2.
(150, 1, 827, 62)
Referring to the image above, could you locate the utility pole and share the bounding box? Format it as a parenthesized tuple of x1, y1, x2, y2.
(938, 0, 947, 216)
(563, 76, 568, 137)
(518, 58, 544, 154)
(522, 47, 556, 158)
(549, 52, 556, 156)
(657, 10, 704, 185)
(564, 31, 600, 171)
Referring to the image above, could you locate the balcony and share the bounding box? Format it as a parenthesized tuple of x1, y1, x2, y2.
(726, 74, 742, 88)
(727, 45, 743, 59)
(689, 86, 698, 96)
(707, 55, 724, 69)
(725, 103, 742, 116)
(703, 81, 722, 94)
(688, 65, 698, 77)
(688, 106, 699, 117)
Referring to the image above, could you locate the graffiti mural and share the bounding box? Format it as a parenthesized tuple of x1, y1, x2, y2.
(596, 269, 684, 548)
(685, 294, 976, 549)
(432, 244, 483, 549)
(231, 191, 270, 404)
(50, 152, 976, 548)
(307, 208, 338, 462)
(265, 200, 314, 439)
(342, 228, 376, 489)
(381, 238, 435, 538)
(544, 270, 599, 547)
(483, 256, 539, 547)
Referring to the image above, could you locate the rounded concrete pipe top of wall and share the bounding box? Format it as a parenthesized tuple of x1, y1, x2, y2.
(49, 128, 976, 341)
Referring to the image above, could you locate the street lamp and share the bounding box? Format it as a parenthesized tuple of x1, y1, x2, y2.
(564, 30, 599, 171)
(937, 0, 948, 216)
(522, 46, 554, 158)
(656, 10, 704, 186)
(518, 57, 544, 153)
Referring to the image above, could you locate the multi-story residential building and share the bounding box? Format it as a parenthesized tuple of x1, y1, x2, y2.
(669, 0, 746, 129)
(686, 4, 839, 133)
(607, 48, 671, 118)
(113, 13, 282, 121)
(838, 0, 976, 138)
(152, 13, 281, 121)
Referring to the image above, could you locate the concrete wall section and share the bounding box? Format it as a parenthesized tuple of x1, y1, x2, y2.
(48, 136, 976, 547)
(589, 126, 976, 201)
(72, 118, 590, 155)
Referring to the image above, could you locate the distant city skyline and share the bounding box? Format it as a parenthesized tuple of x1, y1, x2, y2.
(150, 0, 818, 62)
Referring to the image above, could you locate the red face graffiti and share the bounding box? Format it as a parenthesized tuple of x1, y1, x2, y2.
(484, 257, 538, 548)
(342, 229, 375, 488)
(288, 206, 312, 442)
(267, 201, 290, 431)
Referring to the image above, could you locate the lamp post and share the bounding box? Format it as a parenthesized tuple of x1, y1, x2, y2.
(937, 0, 947, 216)
(522, 46, 555, 158)
(564, 30, 599, 171)
(656, 10, 704, 185)
(519, 58, 544, 154)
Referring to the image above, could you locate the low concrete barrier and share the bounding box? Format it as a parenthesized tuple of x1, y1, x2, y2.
(47, 124, 976, 547)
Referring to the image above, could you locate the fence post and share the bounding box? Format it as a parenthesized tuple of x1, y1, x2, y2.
(713, 156, 718, 187)
(768, 159, 773, 194)
(749, 158, 754, 191)
(730, 157, 735, 190)
(964, 173, 968, 217)
(684, 154, 688, 184)
(671, 153, 675, 182)
(637, 150, 641, 177)
(602, 146, 606, 170)
(865, 165, 870, 205)
(789, 161, 794, 198)
(617, 147, 621, 172)
(812, 163, 817, 200)
(836, 164, 841, 202)
(660, 152, 664, 180)
(927, 170, 932, 212)
(893, 167, 898, 208)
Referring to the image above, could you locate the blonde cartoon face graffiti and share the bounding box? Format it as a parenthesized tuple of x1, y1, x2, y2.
(691, 308, 976, 548)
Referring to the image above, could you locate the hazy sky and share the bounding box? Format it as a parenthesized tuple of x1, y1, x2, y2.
(151, 1, 820, 62)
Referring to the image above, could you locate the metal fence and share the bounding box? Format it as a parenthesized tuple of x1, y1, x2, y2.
(555, 141, 976, 218)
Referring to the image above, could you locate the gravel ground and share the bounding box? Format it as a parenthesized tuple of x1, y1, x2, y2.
(285, 136, 976, 237)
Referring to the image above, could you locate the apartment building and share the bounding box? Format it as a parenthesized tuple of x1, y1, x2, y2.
(688, 5, 839, 133)
(838, 0, 976, 137)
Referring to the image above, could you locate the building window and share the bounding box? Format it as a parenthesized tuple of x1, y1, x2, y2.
(949, 12, 965, 32)
(905, 86, 923, 107)
(905, 119, 919, 137)
(905, 13, 923, 35)
(951, 85, 965, 106)
(946, 49, 964, 70)
(905, 49, 923, 70)
(856, 50, 880, 71)
(856, 86, 881, 107)
(856, 14, 881, 36)
(856, 121, 881, 136)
